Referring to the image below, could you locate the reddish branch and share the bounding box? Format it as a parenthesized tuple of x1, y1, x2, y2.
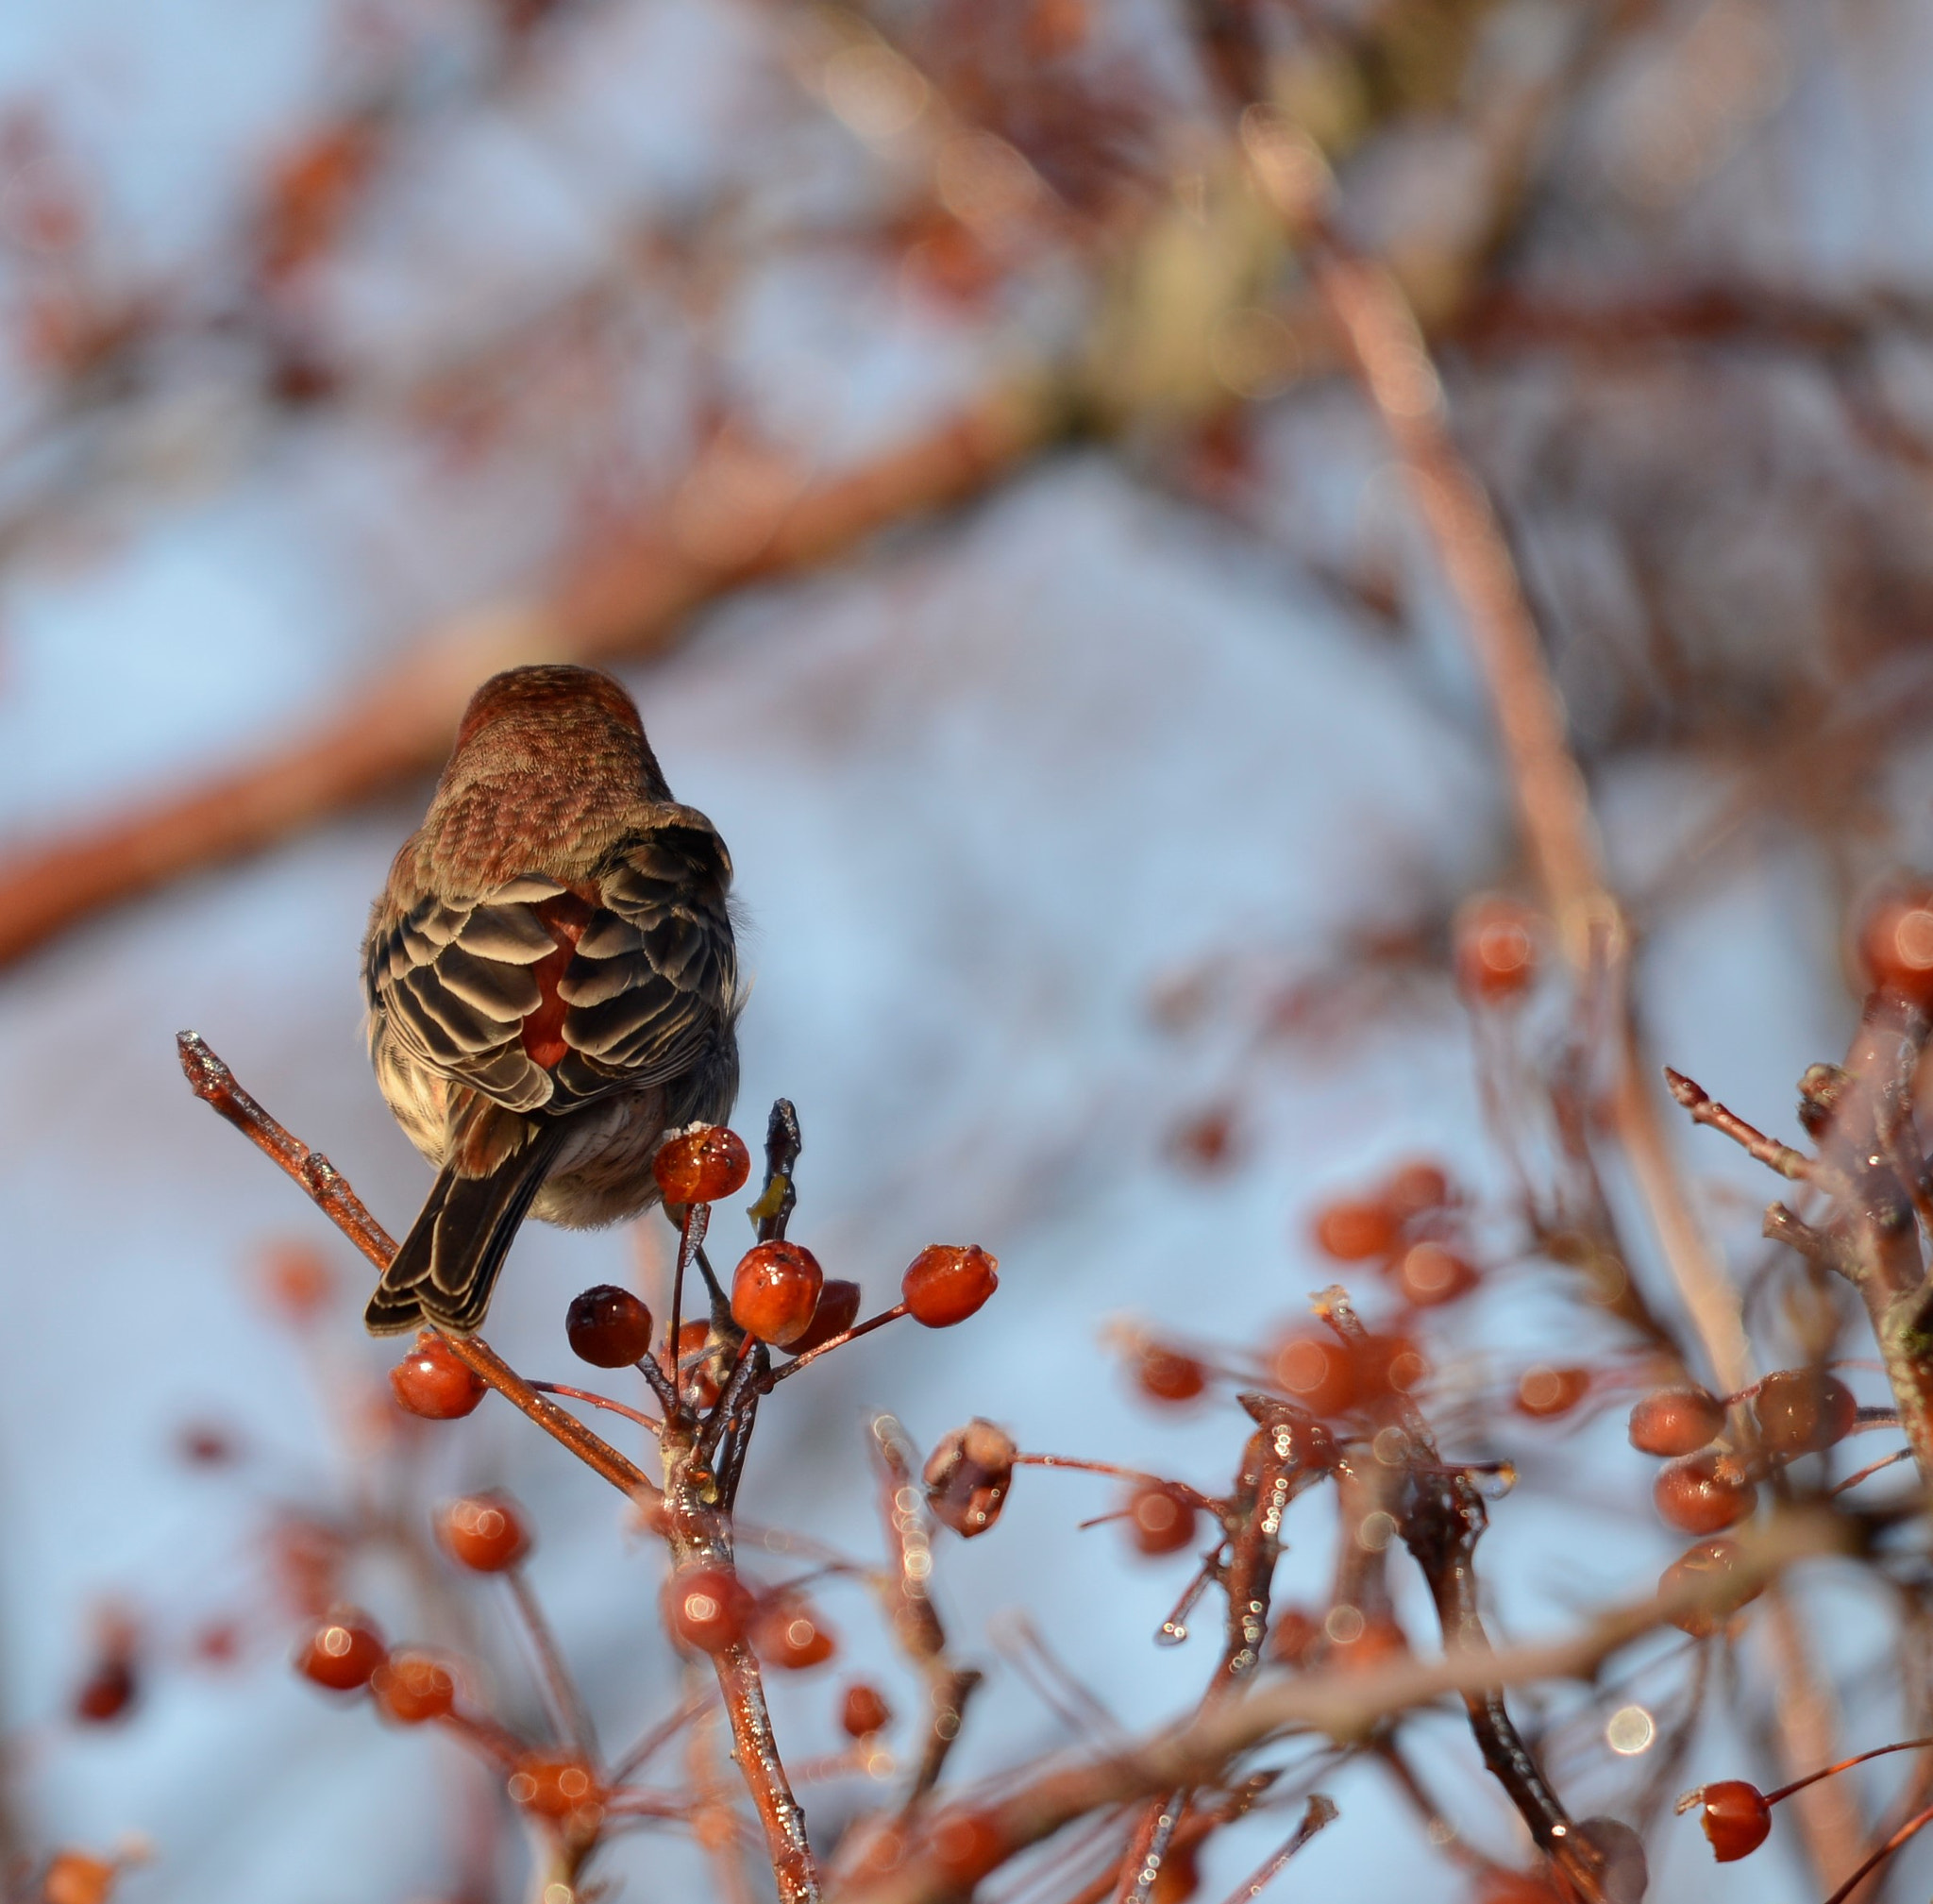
(1, 382, 1056, 973)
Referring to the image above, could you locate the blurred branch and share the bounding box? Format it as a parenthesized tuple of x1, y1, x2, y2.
(0, 381, 1059, 972)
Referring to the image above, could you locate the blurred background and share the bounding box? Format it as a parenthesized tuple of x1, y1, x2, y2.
(2, 0, 1932, 1899)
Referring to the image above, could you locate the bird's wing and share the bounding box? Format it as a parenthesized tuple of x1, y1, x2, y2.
(552, 813, 738, 1099)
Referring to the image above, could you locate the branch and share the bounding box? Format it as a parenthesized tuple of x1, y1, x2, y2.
(3, 383, 1057, 972)
(1662, 1069, 1821, 1183)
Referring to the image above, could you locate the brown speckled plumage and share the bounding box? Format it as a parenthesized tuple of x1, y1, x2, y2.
(360, 665, 740, 1335)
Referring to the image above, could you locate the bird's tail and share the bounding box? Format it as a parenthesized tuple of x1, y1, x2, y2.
(365, 1123, 567, 1336)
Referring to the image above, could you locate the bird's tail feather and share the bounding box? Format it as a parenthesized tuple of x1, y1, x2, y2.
(365, 1124, 566, 1336)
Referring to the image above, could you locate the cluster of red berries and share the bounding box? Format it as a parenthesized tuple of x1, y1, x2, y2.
(1307, 1160, 1479, 1311)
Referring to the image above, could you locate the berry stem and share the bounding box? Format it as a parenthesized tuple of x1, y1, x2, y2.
(1764, 1735, 1933, 1808)
(1820, 1800, 1933, 1904)
(529, 1382, 662, 1437)
(1013, 1453, 1214, 1507)
(666, 1202, 710, 1419)
(505, 1568, 601, 1768)
(766, 1305, 908, 1387)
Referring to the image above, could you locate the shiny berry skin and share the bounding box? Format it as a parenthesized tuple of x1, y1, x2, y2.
(1655, 1450, 1757, 1534)
(296, 1612, 387, 1692)
(1393, 1240, 1478, 1306)
(652, 1125, 751, 1205)
(753, 1598, 837, 1670)
(509, 1754, 602, 1821)
(841, 1682, 893, 1737)
(731, 1240, 825, 1346)
(372, 1651, 456, 1725)
(1628, 1386, 1724, 1457)
(1125, 1484, 1198, 1557)
(787, 1279, 864, 1356)
(1311, 1198, 1398, 1262)
(390, 1332, 487, 1419)
(438, 1494, 530, 1573)
(1270, 1336, 1356, 1415)
(901, 1244, 999, 1327)
(1455, 894, 1539, 1002)
(664, 1565, 756, 1654)
(1689, 1780, 1771, 1862)
(1135, 1342, 1207, 1405)
(1515, 1365, 1590, 1419)
(1753, 1369, 1857, 1456)
(1659, 1537, 1761, 1637)
(565, 1285, 654, 1368)
(1857, 886, 1933, 1007)
(42, 1853, 118, 1904)
(924, 1420, 1017, 1537)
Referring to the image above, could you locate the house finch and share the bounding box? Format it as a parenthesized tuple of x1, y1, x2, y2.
(360, 665, 739, 1335)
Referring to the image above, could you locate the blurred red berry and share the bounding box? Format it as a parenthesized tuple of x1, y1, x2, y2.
(175, 1420, 238, 1465)
(509, 1753, 602, 1822)
(438, 1494, 530, 1574)
(924, 1420, 1017, 1537)
(1167, 1104, 1238, 1172)
(787, 1278, 864, 1356)
(1687, 1780, 1771, 1862)
(1655, 1450, 1757, 1534)
(841, 1682, 893, 1737)
(1331, 1611, 1407, 1671)
(653, 1125, 751, 1205)
(1753, 1369, 1857, 1456)
(731, 1240, 825, 1346)
(372, 1651, 456, 1725)
(1382, 1160, 1451, 1219)
(42, 1853, 118, 1904)
(1150, 1840, 1201, 1903)
(390, 1332, 487, 1419)
(1857, 885, 1933, 1007)
(296, 1612, 386, 1692)
(1310, 1198, 1398, 1262)
(72, 1655, 137, 1726)
(667, 1319, 723, 1408)
(1473, 1876, 1562, 1904)
(929, 1810, 1004, 1886)
(1628, 1386, 1724, 1457)
(1515, 1365, 1591, 1419)
(901, 1244, 1000, 1327)
(565, 1285, 654, 1368)
(1134, 1342, 1207, 1405)
(1125, 1484, 1199, 1557)
(1269, 1606, 1323, 1666)
(1270, 1336, 1357, 1415)
(1660, 1537, 1761, 1638)
(752, 1598, 837, 1670)
(1455, 895, 1539, 1002)
(1393, 1240, 1479, 1306)
(664, 1565, 756, 1655)
(260, 1239, 334, 1320)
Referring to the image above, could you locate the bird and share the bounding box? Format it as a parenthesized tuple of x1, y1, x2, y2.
(359, 664, 739, 1336)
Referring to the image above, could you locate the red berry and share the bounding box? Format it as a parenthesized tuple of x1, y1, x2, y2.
(1515, 1365, 1590, 1419)
(1151, 1842, 1201, 1904)
(1269, 1607, 1322, 1666)
(1628, 1386, 1724, 1457)
(1134, 1342, 1207, 1405)
(1310, 1198, 1398, 1262)
(565, 1285, 654, 1368)
(901, 1244, 999, 1327)
(1687, 1780, 1771, 1862)
(438, 1494, 530, 1573)
(731, 1240, 825, 1346)
(1455, 895, 1539, 1002)
(371, 1651, 456, 1725)
(260, 1239, 334, 1320)
(664, 1565, 756, 1655)
(1473, 1878, 1562, 1904)
(652, 1125, 751, 1205)
(1660, 1537, 1761, 1638)
(1382, 1160, 1451, 1219)
(787, 1279, 864, 1356)
(390, 1332, 487, 1419)
(1753, 1369, 1857, 1457)
(42, 1854, 118, 1904)
(509, 1753, 602, 1821)
(1331, 1611, 1407, 1671)
(929, 1810, 1004, 1886)
(296, 1612, 387, 1692)
(1125, 1484, 1199, 1557)
(840, 1682, 893, 1737)
(1655, 1450, 1757, 1534)
(924, 1420, 1017, 1538)
(72, 1624, 138, 1725)
(1167, 1104, 1238, 1172)
(666, 1319, 723, 1409)
(1393, 1240, 1479, 1306)
(1270, 1335, 1356, 1415)
(1857, 886, 1933, 1007)
(752, 1597, 837, 1670)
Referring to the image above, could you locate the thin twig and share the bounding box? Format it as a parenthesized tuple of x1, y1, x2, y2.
(505, 1570, 600, 1767)
(1211, 1794, 1338, 1904)
(1662, 1069, 1820, 1183)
